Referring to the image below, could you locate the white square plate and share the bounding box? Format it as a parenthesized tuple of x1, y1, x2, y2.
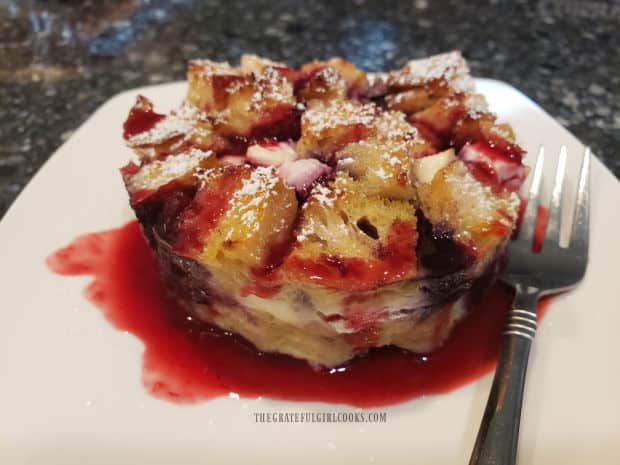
(1, 79, 619, 465)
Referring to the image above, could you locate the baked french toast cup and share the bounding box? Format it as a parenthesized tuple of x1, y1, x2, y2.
(121, 52, 527, 367)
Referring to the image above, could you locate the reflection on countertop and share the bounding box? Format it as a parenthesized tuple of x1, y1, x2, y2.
(1, 0, 618, 217)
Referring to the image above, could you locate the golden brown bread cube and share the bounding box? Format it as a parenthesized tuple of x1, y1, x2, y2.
(297, 58, 368, 102)
(416, 159, 519, 256)
(187, 60, 245, 112)
(411, 94, 467, 137)
(292, 175, 417, 260)
(124, 148, 217, 195)
(186, 118, 236, 153)
(382, 51, 473, 114)
(240, 54, 286, 75)
(297, 66, 348, 103)
(283, 175, 419, 290)
(296, 100, 378, 159)
(335, 139, 415, 200)
(451, 111, 522, 161)
(323, 58, 369, 94)
(385, 87, 450, 114)
(240, 54, 300, 86)
(123, 96, 195, 160)
(386, 51, 473, 92)
(123, 98, 237, 159)
(187, 60, 297, 139)
(334, 111, 418, 200)
(373, 111, 439, 159)
(219, 68, 296, 136)
(176, 165, 298, 269)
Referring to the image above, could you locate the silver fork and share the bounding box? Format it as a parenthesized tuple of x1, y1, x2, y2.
(469, 146, 591, 465)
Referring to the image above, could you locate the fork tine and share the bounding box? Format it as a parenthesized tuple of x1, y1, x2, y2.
(569, 147, 591, 255)
(544, 146, 567, 245)
(518, 146, 545, 244)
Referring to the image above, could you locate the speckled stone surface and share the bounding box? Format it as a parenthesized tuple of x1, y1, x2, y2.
(1, 0, 618, 218)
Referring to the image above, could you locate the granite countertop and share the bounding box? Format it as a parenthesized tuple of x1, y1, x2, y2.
(1, 0, 618, 218)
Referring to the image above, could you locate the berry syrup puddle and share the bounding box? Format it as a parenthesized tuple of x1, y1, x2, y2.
(46, 216, 550, 408)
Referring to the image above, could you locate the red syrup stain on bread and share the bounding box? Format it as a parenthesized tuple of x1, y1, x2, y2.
(46, 219, 551, 407)
(122, 97, 166, 139)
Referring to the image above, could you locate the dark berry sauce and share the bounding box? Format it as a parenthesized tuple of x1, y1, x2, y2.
(123, 106, 165, 140)
(46, 221, 550, 407)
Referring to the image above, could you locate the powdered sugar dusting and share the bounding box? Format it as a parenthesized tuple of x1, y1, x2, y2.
(303, 100, 377, 134)
(122, 52, 525, 264)
(489, 124, 512, 140)
(127, 114, 193, 146)
(227, 166, 281, 233)
(190, 59, 241, 79)
(129, 148, 213, 190)
(310, 67, 347, 96)
(374, 167, 389, 180)
(373, 111, 423, 147)
(164, 148, 212, 176)
(312, 183, 340, 208)
(174, 102, 210, 122)
(194, 167, 219, 188)
(296, 183, 343, 242)
(389, 51, 474, 94)
(387, 156, 401, 166)
(441, 162, 520, 243)
(236, 166, 279, 199)
(249, 68, 294, 111)
(240, 54, 288, 76)
(465, 93, 490, 119)
(366, 72, 388, 87)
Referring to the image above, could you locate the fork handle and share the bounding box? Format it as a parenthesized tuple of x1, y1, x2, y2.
(469, 289, 539, 465)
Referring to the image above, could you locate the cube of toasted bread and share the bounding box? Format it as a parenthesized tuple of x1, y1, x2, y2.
(240, 54, 299, 84)
(416, 159, 519, 256)
(124, 148, 216, 196)
(123, 98, 239, 159)
(176, 165, 297, 268)
(187, 60, 245, 112)
(297, 66, 348, 103)
(411, 94, 467, 137)
(451, 111, 523, 162)
(240, 54, 286, 75)
(123, 96, 197, 159)
(296, 100, 378, 159)
(122, 148, 219, 243)
(336, 139, 414, 200)
(386, 51, 473, 93)
(293, 175, 416, 259)
(297, 58, 368, 102)
(284, 176, 418, 289)
(335, 111, 425, 200)
(383, 51, 473, 114)
(385, 87, 449, 114)
(187, 60, 297, 140)
(323, 58, 369, 94)
(219, 68, 296, 137)
(162, 103, 233, 154)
